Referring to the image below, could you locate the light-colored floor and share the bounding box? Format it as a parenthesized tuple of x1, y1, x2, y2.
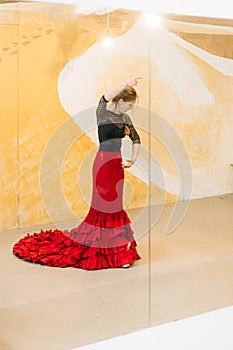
(76, 305, 233, 350)
(0, 195, 233, 350)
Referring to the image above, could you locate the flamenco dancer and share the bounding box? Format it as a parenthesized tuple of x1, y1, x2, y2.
(13, 75, 142, 270)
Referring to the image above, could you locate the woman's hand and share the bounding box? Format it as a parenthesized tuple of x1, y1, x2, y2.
(104, 74, 142, 101)
(121, 159, 135, 169)
(125, 74, 142, 87)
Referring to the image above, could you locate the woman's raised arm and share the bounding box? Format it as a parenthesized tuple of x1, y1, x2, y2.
(104, 74, 142, 101)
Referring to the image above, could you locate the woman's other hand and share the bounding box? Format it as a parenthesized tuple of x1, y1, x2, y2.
(121, 159, 135, 168)
(125, 74, 142, 87)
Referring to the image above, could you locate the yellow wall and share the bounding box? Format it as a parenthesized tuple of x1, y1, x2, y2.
(0, 23, 18, 230)
(0, 5, 232, 231)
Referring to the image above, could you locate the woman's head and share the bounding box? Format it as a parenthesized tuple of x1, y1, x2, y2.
(112, 86, 137, 113)
(112, 86, 137, 103)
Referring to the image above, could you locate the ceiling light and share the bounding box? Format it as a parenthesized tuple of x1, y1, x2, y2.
(102, 36, 112, 47)
(143, 13, 162, 27)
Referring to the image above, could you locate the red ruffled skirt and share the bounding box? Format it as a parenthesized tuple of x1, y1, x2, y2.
(13, 151, 141, 270)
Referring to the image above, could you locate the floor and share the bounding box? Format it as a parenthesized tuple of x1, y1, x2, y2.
(76, 305, 233, 350)
(0, 194, 232, 350)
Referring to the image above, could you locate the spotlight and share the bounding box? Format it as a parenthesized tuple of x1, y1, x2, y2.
(143, 13, 162, 27)
(102, 36, 112, 47)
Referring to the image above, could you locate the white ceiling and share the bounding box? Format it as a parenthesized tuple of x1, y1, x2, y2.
(1, 0, 233, 19)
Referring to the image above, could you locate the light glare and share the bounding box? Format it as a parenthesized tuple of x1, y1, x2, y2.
(102, 36, 112, 47)
(144, 13, 162, 27)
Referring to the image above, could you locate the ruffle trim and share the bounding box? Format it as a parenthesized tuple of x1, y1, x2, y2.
(13, 207, 141, 270)
(70, 222, 134, 248)
(13, 229, 141, 270)
(84, 207, 131, 228)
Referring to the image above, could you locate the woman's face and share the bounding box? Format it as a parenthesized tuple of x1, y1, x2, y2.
(118, 99, 135, 113)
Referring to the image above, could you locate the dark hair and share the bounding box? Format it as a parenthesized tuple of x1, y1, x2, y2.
(112, 86, 137, 103)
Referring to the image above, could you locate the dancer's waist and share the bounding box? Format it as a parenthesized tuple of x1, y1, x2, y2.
(99, 139, 122, 152)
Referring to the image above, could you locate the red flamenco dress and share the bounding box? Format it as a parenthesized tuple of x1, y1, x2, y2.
(13, 96, 141, 270)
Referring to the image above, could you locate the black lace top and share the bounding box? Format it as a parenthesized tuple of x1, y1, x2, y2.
(96, 95, 141, 152)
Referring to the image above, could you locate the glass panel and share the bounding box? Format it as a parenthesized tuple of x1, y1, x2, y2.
(149, 13, 233, 327)
(10, 3, 151, 349)
(149, 13, 201, 326)
(0, 3, 18, 231)
(2, 2, 233, 349)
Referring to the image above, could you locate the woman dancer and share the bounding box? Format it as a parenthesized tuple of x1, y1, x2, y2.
(13, 75, 142, 270)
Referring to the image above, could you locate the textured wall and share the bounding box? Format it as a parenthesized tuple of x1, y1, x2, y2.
(0, 4, 232, 231)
